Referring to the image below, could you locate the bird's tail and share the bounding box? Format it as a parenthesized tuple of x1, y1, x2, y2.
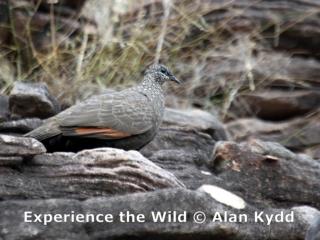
(24, 118, 61, 141)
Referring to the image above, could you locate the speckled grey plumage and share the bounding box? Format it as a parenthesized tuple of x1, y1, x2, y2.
(25, 64, 179, 151)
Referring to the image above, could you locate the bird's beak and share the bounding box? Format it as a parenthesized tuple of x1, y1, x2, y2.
(170, 75, 181, 84)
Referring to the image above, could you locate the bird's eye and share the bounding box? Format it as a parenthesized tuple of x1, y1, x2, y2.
(161, 69, 167, 74)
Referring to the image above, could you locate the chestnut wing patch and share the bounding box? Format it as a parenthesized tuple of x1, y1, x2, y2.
(61, 127, 131, 139)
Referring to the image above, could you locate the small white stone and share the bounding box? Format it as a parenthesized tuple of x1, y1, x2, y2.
(198, 184, 246, 209)
(200, 170, 212, 175)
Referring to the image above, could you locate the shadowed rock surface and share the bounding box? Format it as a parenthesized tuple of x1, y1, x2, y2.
(0, 118, 43, 133)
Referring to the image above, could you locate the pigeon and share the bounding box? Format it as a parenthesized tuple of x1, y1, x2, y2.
(25, 64, 180, 152)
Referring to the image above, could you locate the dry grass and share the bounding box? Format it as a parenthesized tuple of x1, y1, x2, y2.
(0, 0, 318, 116)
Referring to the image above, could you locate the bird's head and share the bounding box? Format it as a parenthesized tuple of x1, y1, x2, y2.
(144, 64, 180, 85)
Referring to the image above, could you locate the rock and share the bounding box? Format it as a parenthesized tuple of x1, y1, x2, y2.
(306, 217, 320, 240)
(0, 148, 184, 200)
(142, 126, 215, 161)
(304, 146, 320, 161)
(0, 118, 43, 134)
(140, 108, 227, 190)
(123, 0, 320, 57)
(0, 156, 23, 165)
(146, 148, 218, 189)
(141, 107, 226, 166)
(0, 95, 9, 122)
(143, 132, 320, 210)
(296, 206, 320, 240)
(0, 134, 46, 156)
(83, 188, 316, 239)
(230, 90, 320, 121)
(208, 139, 320, 209)
(163, 108, 229, 140)
(158, 50, 320, 115)
(0, 188, 318, 240)
(141, 125, 218, 189)
(198, 184, 246, 209)
(9, 82, 60, 119)
(227, 111, 320, 150)
(0, 198, 87, 240)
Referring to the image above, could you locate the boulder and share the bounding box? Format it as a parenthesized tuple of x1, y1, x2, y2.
(227, 111, 320, 150)
(0, 134, 46, 156)
(0, 148, 184, 200)
(9, 82, 60, 119)
(143, 134, 320, 210)
(208, 139, 320, 209)
(306, 217, 320, 240)
(163, 108, 229, 140)
(230, 91, 320, 121)
(141, 126, 216, 189)
(140, 108, 227, 189)
(304, 146, 320, 161)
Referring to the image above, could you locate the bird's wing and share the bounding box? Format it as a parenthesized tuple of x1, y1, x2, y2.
(57, 90, 155, 139)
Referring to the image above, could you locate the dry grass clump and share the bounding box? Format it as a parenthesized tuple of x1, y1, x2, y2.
(0, 0, 317, 114)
